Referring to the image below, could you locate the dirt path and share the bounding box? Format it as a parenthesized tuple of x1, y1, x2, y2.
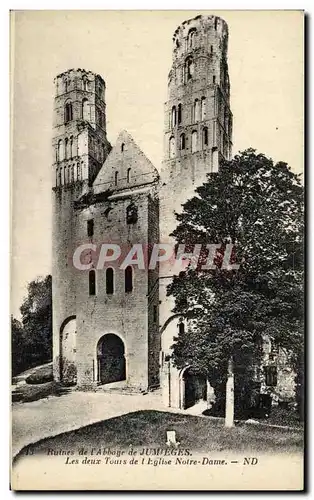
(11, 391, 168, 457)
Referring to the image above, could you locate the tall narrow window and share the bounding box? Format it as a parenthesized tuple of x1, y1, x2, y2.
(178, 103, 182, 124)
(210, 45, 213, 55)
(193, 99, 200, 122)
(153, 305, 157, 323)
(71, 164, 74, 182)
(121, 143, 125, 152)
(202, 127, 208, 148)
(185, 57, 194, 82)
(77, 163, 81, 181)
(180, 133, 186, 150)
(114, 171, 118, 186)
(57, 139, 64, 162)
(65, 101, 73, 123)
(125, 266, 133, 293)
(127, 168, 131, 183)
(83, 78, 88, 91)
(82, 99, 90, 121)
(201, 97, 206, 121)
(213, 75, 216, 84)
(178, 321, 185, 335)
(64, 138, 68, 160)
(214, 18, 218, 30)
(89, 270, 96, 296)
(64, 166, 69, 185)
(70, 136, 74, 158)
(87, 219, 94, 237)
(188, 28, 196, 48)
(191, 130, 198, 153)
(171, 106, 176, 128)
(106, 268, 114, 295)
(169, 136, 175, 158)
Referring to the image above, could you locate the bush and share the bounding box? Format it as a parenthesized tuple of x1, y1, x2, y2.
(25, 363, 53, 385)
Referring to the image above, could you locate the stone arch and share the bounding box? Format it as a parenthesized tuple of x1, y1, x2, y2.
(179, 366, 207, 410)
(96, 333, 126, 385)
(60, 316, 77, 386)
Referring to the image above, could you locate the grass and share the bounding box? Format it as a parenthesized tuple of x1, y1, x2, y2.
(14, 410, 303, 463)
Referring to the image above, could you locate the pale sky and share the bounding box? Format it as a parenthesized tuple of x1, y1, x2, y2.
(11, 10, 304, 318)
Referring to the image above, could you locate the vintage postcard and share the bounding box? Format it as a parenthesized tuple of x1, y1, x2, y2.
(10, 10, 304, 491)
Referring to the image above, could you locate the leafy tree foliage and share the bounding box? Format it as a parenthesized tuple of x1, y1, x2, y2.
(168, 149, 304, 416)
(12, 275, 52, 376)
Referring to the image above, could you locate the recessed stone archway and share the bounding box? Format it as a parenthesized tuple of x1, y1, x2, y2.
(96, 334, 126, 385)
(179, 366, 207, 410)
(60, 316, 77, 386)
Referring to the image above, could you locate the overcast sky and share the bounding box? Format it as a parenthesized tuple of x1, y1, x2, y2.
(11, 10, 303, 317)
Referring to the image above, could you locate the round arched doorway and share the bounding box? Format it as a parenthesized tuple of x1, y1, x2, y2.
(181, 367, 207, 410)
(97, 334, 126, 385)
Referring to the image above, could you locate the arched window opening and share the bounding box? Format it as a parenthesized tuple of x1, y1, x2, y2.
(125, 266, 133, 293)
(127, 168, 131, 183)
(106, 268, 114, 295)
(178, 321, 185, 335)
(60, 167, 63, 186)
(114, 171, 118, 186)
(70, 136, 74, 158)
(201, 97, 206, 121)
(89, 269, 96, 296)
(202, 127, 208, 148)
(210, 45, 213, 55)
(126, 204, 138, 224)
(65, 166, 69, 185)
(188, 28, 196, 48)
(71, 164, 74, 182)
(64, 138, 68, 160)
(57, 139, 64, 162)
(185, 57, 194, 82)
(178, 103, 182, 124)
(121, 143, 125, 152)
(171, 106, 176, 128)
(65, 101, 73, 123)
(180, 133, 186, 151)
(82, 77, 88, 91)
(77, 163, 81, 181)
(82, 98, 90, 121)
(169, 136, 176, 159)
(193, 99, 200, 122)
(214, 18, 218, 31)
(191, 130, 198, 153)
(213, 75, 216, 84)
(64, 79, 68, 93)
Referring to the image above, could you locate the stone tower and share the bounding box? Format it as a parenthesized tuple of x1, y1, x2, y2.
(52, 69, 111, 383)
(160, 15, 233, 243)
(159, 15, 233, 403)
(52, 69, 160, 390)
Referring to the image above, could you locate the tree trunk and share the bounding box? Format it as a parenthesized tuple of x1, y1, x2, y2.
(225, 357, 234, 428)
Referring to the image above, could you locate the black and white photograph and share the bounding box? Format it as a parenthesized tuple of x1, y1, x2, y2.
(10, 9, 304, 490)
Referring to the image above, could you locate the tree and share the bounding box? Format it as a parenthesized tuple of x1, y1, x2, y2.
(12, 275, 52, 375)
(168, 149, 304, 421)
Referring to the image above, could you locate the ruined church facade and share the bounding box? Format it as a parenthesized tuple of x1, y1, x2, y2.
(52, 15, 295, 407)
